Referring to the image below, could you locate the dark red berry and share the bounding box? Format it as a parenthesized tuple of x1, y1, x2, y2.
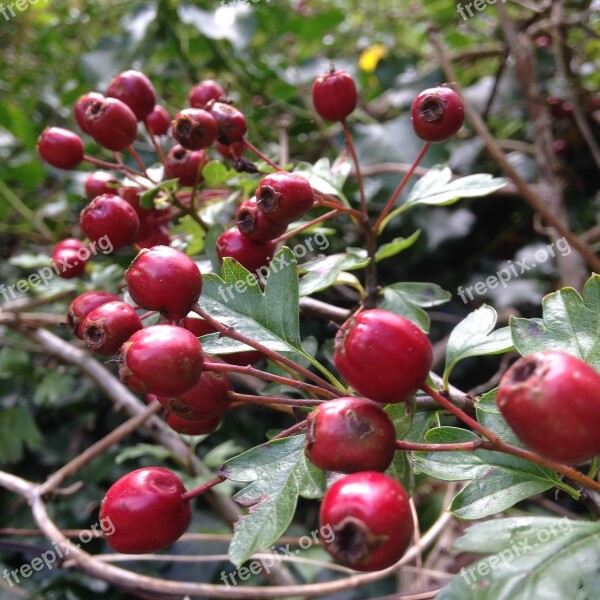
(208, 101, 247, 145)
(74, 92, 104, 134)
(51, 239, 89, 279)
(80, 194, 140, 251)
(135, 223, 171, 248)
(305, 397, 396, 473)
(256, 171, 314, 224)
(319, 471, 413, 571)
(165, 412, 221, 435)
(85, 97, 139, 151)
(37, 127, 84, 170)
(84, 171, 119, 198)
(411, 87, 465, 143)
(125, 245, 202, 322)
(334, 309, 432, 403)
(145, 105, 171, 136)
(312, 69, 358, 122)
(67, 290, 121, 339)
(496, 351, 600, 465)
(99, 467, 191, 554)
(119, 324, 204, 396)
(237, 197, 287, 242)
(165, 144, 207, 186)
(172, 108, 218, 150)
(215, 140, 245, 161)
(216, 227, 275, 273)
(106, 70, 156, 121)
(188, 79, 225, 108)
(82, 301, 142, 355)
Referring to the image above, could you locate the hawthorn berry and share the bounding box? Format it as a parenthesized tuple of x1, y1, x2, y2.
(67, 290, 121, 339)
(125, 245, 202, 322)
(165, 144, 207, 186)
(255, 171, 314, 224)
(51, 238, 88, 279)
(106, 70, 156, 121)
(37, 127, 84, 170)
(208, 101, 247, 145)
(84, 97, 139, 151)
(312, 69, 357, 122)
(496, 351, 600, 465)
(145, 105, 171, 136)
(334, 309, 432, 403)
(82, 301, 143, 355)
(80, 194, 140, 251)
(305, 397, 396, 473)
(188, 79, 225, 108)
(319, 471, 413, 571)
(74, 91, 104, 134)
(135, 223, 171, 248)
(165, 412, 222, 436)
(411, 87, 465, 143)
(84, 171, 119, 198)
(99, 467, 191, 553)
(172, 108, 218, 150)
(237, 197, 287, 242)
(119, 324, 204, 396)
(215, 140, 245, 162)
(216, 226, 275, 273)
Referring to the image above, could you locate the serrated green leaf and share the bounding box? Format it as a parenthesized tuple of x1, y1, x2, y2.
(510, 274, 600, 370)
(444, 305, 514, 388)
(437, 518, 600, 600)
(202, 161, 231, 187)
(221, 435, 326, 566)
(375, 230, 421, 261)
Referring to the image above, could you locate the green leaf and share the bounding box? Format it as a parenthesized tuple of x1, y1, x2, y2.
(437, 517, 600, 600)
(115, 444, 172, 464)
(202, 161, 232, 187)
(170, 215, 206, 255)
(139, 179, 178, 209)
(294, 157, 351, 206)
(510, 274, 600, 370)
(375, 230, 421, 261)
(0, 405, 42, 464)
(444, 305, 514, 388)
(221, 435, 326, 566)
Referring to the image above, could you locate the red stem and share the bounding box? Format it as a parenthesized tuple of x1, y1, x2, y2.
(272, 209, 339, 244)
(181, 474, 225, 503)
(227, 391, 323, 407)
(342, 119, 367, 215)
(395, 439, 483, 452)
(243, 138, 281, 171)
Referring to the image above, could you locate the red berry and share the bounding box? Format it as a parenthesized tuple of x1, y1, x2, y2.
(216, 227, 275, 274)
(81, 301, 142, 355)
(215, 140, 245, 161)
(118, 186, 168, 221)
(67, 290, 121, 339)
(135, 221, 171, 248)
(37, 127, 84, 170)
(51, 240, 89, 279)
(106, 70, 156, 121)
(145, 105, 171, 136)
(158, 371, 232, 421)
(125, 245, 202, 322)
(237, 197, 287, 242)
(80, 194, 140, 252)
(84, 171, 119, 198)
(188, 79, 225, 108)
(312, 69, 358, 122)
(256, 171, 314, 224)
(99, 467, 191, 553)
(305, 397, 396, 473)
(172, 108, 218, 150)
(119, 324, 204, 396)
(74, 92, 104, 134)
(411, 87, 465, 143)
(165, 412, 221, 435)
(165, 144, 207, 186)
(85, 97, 139, 151)
(208, 101, 247, 145)
(334, 309, 432, 403)
(496, 351, 600, 465)
(319, 471, 413, 571)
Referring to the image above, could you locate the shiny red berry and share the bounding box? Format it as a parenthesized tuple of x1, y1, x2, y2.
(334, 309, 432, 403)
(165, 144, 207, 186)
(99, 467, 191, 554)
(145, 105, 171, 136)
(37, 127, 84, 170)
(312, 69, 358, 122)
(82, 301, 142, 355)
(106, 70, 156, 121)
(165, 412, 221, 435)
(237, 197, 287, 242)
(74, 92, 104, 134)
(172, 108, 218, 150)
(305, 397, 396, 473)
(188, 79, 225, 108)
(496, 351, 600, 465)
(411, 87, 465, 143)
(125, 245, 202, 322)
(85, 97, 139, 151)
(51, 238, 89, 279)
(119, 324, 204, 396)
(80, 194, 140, 251)
(216, 227, 275, 274)
(67, 290, 121, 339)
(319, 471, 413, 571)
(256, 171, 314, 224)
(208, 101, 247, 145)
(84, 171, 119, 198)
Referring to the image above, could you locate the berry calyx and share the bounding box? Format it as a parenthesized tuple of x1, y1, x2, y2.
(319, 471, 413, 571)
(411, 87, 465, 143)
(255, 171, 314, 224)
(188, 79, 225, 108)
(85, 97, 139, 151)
(172, 108, 218, 150)
(237, 197, 287, 242)
(106, 70, 156, 121)
(125, 245, 202, 322)
(216, 227, 275, 274)
(312, 69, 358, 122)
(165, 144, 207, 186)
(84, 171, 119, 198)
(145, 105, 171, 136)
(37, 127, 84, 170)
(67, 290, 121, 339)
(496, 351, 600, 465)
(99, 467, 191, 553)
(305, 397, 396, 473)
(119, 324, 204, 397)
(334, 309, 432, 403)
(208, 101, 247, 145)
(74, 92, 104, 134)
(81, 301, 143, 355)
